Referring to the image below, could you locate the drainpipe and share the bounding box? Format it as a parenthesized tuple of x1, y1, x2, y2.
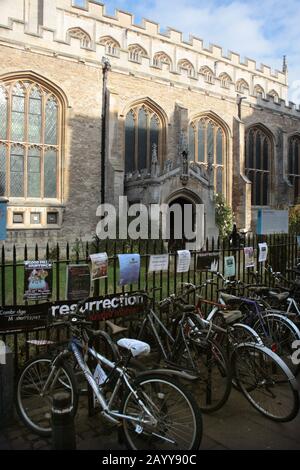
(100, 57, 111, 205)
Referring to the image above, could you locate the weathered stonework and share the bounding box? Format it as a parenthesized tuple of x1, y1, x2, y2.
(0, 0, 299, 247)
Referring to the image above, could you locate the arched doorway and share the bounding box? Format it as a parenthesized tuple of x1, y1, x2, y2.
(167, 191, 204, 252)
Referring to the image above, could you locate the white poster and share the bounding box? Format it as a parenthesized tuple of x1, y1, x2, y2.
(258, 243, 268, 263)
(224, 256, 236, 278)
(177, 250, 191, 273)
(148, 254, 169, 273)
(244, 247, 255, 269)
(90, 252, 108, 281)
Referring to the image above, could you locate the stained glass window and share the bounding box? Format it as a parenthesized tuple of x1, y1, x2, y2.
(28, 147, 41, 197)
(245, 126, 272, 206)
(288, 136, 300, 203)
(197, 122, 205, 163)
(10, 145, 24, 197)
(0, 79, 61, 200)
(189, 116, 226, 194)
(0, 87, 7, 140)
(28, 87, 42, 143)
(125, 104, 162, 173)
(125, 111, 135, 173)
(44, 149, 57, 198)
(0, 144, 6, 196)
(188, 125, 195, 161)
(11, 83, 25, 142)
(45, 97, 58, 145)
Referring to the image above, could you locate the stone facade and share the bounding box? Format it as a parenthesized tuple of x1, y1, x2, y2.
(0, 0, 299, 246)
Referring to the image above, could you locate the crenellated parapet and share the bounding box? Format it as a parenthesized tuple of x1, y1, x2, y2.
(1, 0, 297, 114)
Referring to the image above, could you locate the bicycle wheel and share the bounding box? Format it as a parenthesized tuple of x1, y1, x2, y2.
(174, 333, 232, 413)
(232, 342, 299, 422)
(121, 374, 202, 450)
(16, 355, 78, 436)
(253, 312, 300, 376)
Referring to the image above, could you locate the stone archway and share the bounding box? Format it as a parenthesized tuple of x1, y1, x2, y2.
(166, 190, 205, 251)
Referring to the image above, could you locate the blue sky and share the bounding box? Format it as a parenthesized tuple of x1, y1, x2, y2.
(97, 0, 300, 103)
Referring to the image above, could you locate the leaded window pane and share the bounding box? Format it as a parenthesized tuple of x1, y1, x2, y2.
(263, 138, 269, 171)
(255, 172, 261, 205)
(28, 88, 42, 143)
(150, 115, 159, 160)
(10, 146, 24, 197)
(0, 145, 6, 196)
(28, 147, 41, 197)
(198, 122, 205, 162)
(125, 111, 135, 173)
(288, 141, 293, 174)
(294, 142, 299, 176)
(216, 128, 223, 165)
(207, 123, 214, 162)
(11, 84, 25, 142)
(248, 131, 254, 168)
(45, 97, 58, 144)
(189, 125, 195, 161)
(138, 108, 147, 170)
(263, 173, 268, 205)
(44, 149, 57, 198)
(216, 167, 223, 194)
(0, 87, 7, 140)
(256, 133, 261, 169)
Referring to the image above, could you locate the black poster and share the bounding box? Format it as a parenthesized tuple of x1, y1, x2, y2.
(66, 264, 91, 301)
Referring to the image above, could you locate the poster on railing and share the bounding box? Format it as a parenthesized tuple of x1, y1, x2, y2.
(66, 264, 91, 301)
(148, 254, 169, 273)
(258, 243, 268, 263)
(177, 250, 191, 273)
(118, 254, 141, 286)
(224, 256, 236, 278)
(89, 252, 108, 281)
(24, 261, 52, 300)
(196, 252, 219, 272)
(0, 303, 50, 332)
(244, 247, 255, 268)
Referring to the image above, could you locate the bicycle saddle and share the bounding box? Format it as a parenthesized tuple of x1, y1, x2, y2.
(117, 338, 151, 357)
(106, 320, 128, 335)
(220, 310, 243, 324)
(268, 291, 290, 302)
(220, 293, 240, 303)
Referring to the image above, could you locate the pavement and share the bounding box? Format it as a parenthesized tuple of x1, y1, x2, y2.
(1, 384, 300, 451)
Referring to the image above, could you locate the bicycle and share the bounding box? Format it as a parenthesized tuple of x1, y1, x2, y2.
(207, 272, 300, 376)
(188, 314, 300, 422)
(16, 301, 203, 450)
(125, 289, 232, 414)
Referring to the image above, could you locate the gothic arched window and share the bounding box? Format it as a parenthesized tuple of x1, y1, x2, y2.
(99, 36, 120, 57)
(178, 59, 195, 78)
(153, 52, 172, 70)
(254, 85, 265, 98)
(67, 27, 91, 48)
(288, 135, 300, 203)
(245, 126, 272, 206)
(125, 103, 163, 173)
(188, 115, 226, 194)
(219, 73, 232, 89)
(128, 44, 148, 63)
(268, 89, 279, 103)
(200, 66, 214, 84)
(236, 79, 250, 94)
(0, 79, 61, 199)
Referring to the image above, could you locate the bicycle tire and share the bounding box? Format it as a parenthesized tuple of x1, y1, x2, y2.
(120, 373, 203, 450)
(232, 342, 299, 422)
(253, 312, 300, 376)
(16, 355, 78, 437)
(168, 313, 232, 413)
